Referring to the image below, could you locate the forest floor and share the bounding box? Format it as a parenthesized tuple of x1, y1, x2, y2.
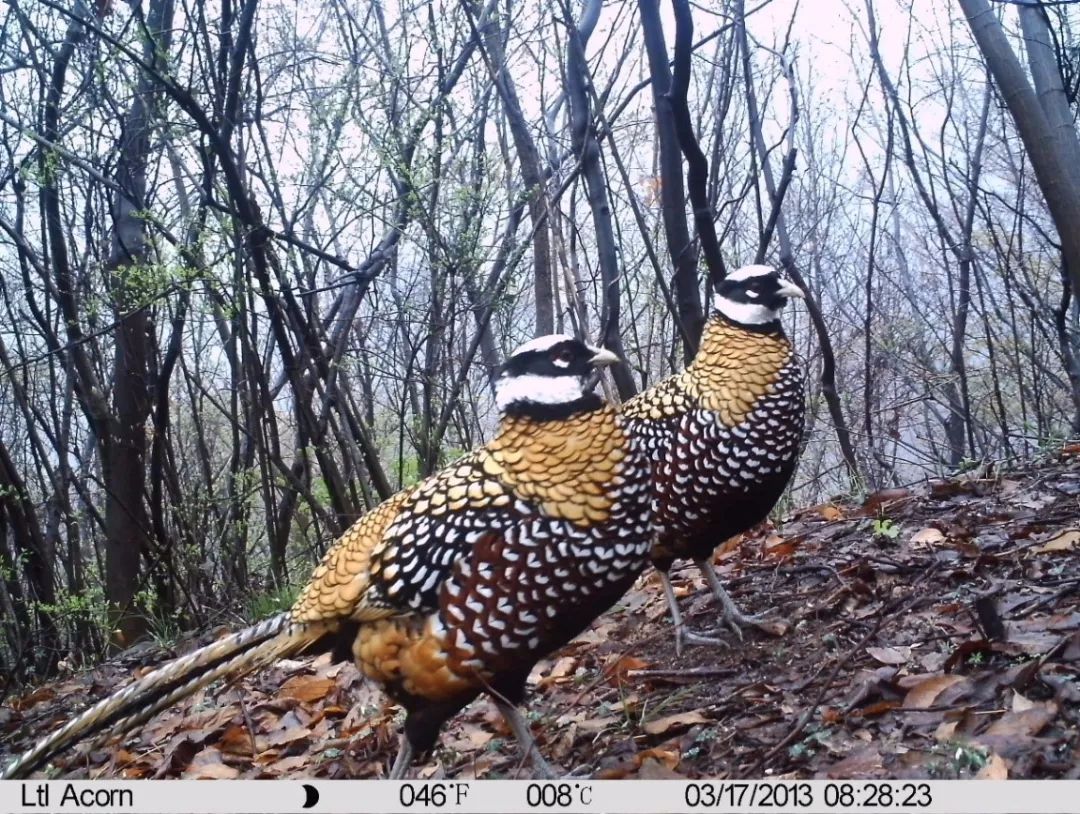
(3, 449, 1080, 781)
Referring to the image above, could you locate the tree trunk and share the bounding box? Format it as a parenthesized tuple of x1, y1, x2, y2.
(0, 439, 59, 676)
(637, 0, 703, 361)
(100, 0, 177, 646)
(958, 0, 1080, 297)
(1017, 3, 1080, 431)
(470, 2, 554, 336)
(736, 0, 861, 483)
(566, 0, 637, 397)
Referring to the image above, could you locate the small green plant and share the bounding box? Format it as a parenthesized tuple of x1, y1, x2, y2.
(134, 587, 182, 648)
(32, 585, 110, 635)
(966, 650, 986, 668)
(246, 582, 302, 620)
(683, 726, 721, 759)
(945, 741, 989, 775)
(788, 726, 830, 760)
(637, 685, 696, 730)
(955, 457, 981, 474)
(872, 517, 900, 540)
(613, 684, 644, 729)
(572, 669, 592, 686)
(319, 747, 343, 762)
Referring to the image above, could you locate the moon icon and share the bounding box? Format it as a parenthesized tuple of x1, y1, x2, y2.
(302, 784, 320, 809)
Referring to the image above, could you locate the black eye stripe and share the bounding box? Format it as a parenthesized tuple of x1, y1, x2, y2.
(498, 339, 597, 380)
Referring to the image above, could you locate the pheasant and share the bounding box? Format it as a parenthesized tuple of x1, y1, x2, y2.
(2, 335, 652, 779)
(622, 265, 805, 654)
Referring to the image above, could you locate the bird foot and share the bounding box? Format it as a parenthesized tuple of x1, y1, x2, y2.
(674, 626, 731, 657)
(718, 605, 780, 639)
(530, 756, 559, 780)
(516, 760, 589, 780)
(696, 560, 779, 640)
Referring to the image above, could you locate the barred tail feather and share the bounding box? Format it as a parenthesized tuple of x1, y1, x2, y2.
(1, 613, 330, 779)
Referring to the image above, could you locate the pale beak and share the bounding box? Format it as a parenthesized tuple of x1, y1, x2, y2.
(587, 346, 621, 367)
(777, 279, 805, 300)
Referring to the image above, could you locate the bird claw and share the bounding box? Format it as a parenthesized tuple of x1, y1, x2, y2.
(563, 764, 593, 779)
(674, 626, 731, 657)
(530, 759, 558, 780)
(719, 604, 779, 638)
(522, 761, 590, 780)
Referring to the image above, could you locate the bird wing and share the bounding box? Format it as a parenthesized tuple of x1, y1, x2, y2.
(290, 490, 412, 625)
(290, 450, 519, 626)
(621, 373, 696, 423)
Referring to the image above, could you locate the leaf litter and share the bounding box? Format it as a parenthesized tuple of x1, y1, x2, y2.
(2, 453, 1079, 780)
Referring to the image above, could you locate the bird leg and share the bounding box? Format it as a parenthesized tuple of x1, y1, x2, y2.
(659, 571, 729, 657)
(695, 559, 768, 638)
(388, 735, 415, 779)
(492, 699, 557, 779)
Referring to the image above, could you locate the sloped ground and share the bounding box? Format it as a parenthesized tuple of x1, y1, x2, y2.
(3, 450, 1079, 780)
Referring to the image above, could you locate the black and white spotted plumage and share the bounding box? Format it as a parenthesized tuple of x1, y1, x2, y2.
(3, 335, 653, 781)
(622, 265, 806, 650)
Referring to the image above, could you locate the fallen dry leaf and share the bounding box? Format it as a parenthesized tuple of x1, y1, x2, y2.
(910, 527, 946, 547)
(594, 765, 633, 780)
(642, 710, 709, 735)
(866, 645, 910, 665)
(549, 656, 578, 679)
(862, 487, 912, 511)
(11, 686, 57, 711)
(635, 746, 681, 770)
(821, 706, 842, 724)
(819, 504, 845, 521)
(821, 745, 882, 778)
(263, 725, 312, 748)
(975, 703, 1059, 759)
(217, 724, 255, 756)
(577, 716, 618, 733)
(983, 704, 1057, 739)
(188, 761, 241, 779)
(854, 700, 901, 718)
(1011, 691, 1036, 713)
(763, 538, 799, 560)
(934, 720, 958, 742)
(903, 675, 969, 709)
(266, 754, 311, 775)
(441, 723, 493, 752)
(977, 752, 1009, 779)
(714, 533, 744, 556)
(279, 675, 336, 703)
(605, 655, 650, 683)
(999, 479, 1023, 496)
(182, 749, 240, 780)
(638, 757, 683, 778)
(555, 710, 618, 734)
(754, 618, 790, 637)
(1034, 529, 1080, 554)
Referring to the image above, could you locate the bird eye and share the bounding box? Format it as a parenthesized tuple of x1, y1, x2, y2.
(552, 348, 574, 367)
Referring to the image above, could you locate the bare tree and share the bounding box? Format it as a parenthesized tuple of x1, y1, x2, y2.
(958, 0, 1080, 294)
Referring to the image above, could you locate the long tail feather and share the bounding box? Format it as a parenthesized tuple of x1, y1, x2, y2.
(2, 613, 330, 779)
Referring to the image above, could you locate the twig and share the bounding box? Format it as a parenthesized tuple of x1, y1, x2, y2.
(235, 688, 258, 760)
(741, 565, 938, 777)
(1014, 579, 1080, 618)
(626, 668, 738, 682)
(790, 657, 838, 693)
